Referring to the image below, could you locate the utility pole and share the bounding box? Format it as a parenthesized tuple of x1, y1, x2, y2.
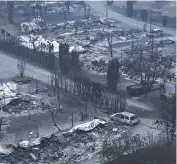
(64, 9, 67, 30)
(131, 35, 134, 56)
(121, 51, 123, 64)
(71, 110, 74, 127)
(105, 2, 109, 33)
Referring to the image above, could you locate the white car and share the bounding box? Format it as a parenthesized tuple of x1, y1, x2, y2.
(110, 112, 138, 126)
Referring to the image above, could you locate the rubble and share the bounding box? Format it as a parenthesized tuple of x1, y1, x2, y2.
(0, 145, 14, 155)
(0, 82, 17, 108)
(30, 153, 38, 161)
(19, 141, 30, 148)
(2, 92, 53, 115)
(63, 119, 107, 136)
(160, 39, 175, 47)
(20, 17, 46, 33)
(0, 120, 127, 163)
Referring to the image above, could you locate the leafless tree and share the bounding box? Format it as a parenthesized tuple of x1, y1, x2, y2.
(26, 18, 46, 51)
(155, 93, 176, 143)
(123, 46, 174, 89)
(43, 74, 61, 132)
(47, 107, 61, 132)
(28, 31, 42, 51)
(17, 59, 26, 77)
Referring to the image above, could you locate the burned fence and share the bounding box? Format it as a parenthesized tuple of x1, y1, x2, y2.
(50, 74, 126, 113)
(0, 29, 57, 71)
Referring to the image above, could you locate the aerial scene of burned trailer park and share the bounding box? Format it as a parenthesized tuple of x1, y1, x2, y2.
(0, 1, 176, 164)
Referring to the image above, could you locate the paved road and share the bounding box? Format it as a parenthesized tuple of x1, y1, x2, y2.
(85, 1, 176, 39)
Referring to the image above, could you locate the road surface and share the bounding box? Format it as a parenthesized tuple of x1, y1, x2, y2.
(85, 1, 176, 39)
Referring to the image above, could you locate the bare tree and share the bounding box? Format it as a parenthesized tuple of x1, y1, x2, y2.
(155, 93, 176, 143)
(43, 74, 61, 132)
(26, 18, 46, 51)
(17, 59, 26, 77)
(47, 107, 61, 132)
(28, 31, 42, 51)
(123, 46, 174, 89)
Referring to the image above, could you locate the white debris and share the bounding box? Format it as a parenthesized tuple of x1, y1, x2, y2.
(0, 82, 17, 108)
(19, 141, 30, 148)
(0, 145, 14, 155)
(119, 36, 126, 41)
(20, 17, 45, 33)
(113, 128, 118, 132)
(29, 132, 33, 135)
(30, 153, 38, 161)
(65, 119, 107, 135)
(31, 138, 41, 146)
(100, 17, 114, 26)
(19, 35, 59, 53)
(69, 45, 85, 53)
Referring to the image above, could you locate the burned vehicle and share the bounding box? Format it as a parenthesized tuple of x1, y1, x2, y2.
(146, 28, 163, 38)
